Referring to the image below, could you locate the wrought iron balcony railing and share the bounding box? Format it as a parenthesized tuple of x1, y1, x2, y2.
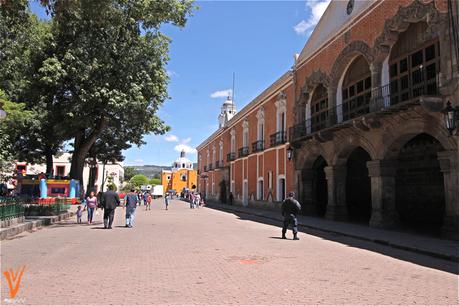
(215, 160, 224, 168)
(289, 75, 440, 143)
(270, 131, 287, 147)
(227, 152, 236, 162)
(252, 140, 264, 153)
(238, 146, 249, 158)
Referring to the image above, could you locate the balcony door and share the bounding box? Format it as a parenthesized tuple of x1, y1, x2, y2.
(310, 85, 328, 132)
(389, 22, 440, 105)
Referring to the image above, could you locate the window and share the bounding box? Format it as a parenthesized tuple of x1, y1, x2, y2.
(167, 175, 171, 180)
(310, 85, 329, 132)
(268, 171, 273, 189)
(258, 179, 264, 200)
(181, 174, 187, 182)
(56, 166, 66, 176)
(182, 163, 185, 168)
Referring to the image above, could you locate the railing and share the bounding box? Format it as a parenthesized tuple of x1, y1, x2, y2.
(0, 198, 25, 221)
(252, 140, 264, 153)
(270, 131, 287, 147)
(215, 160, 224, 168)
(289, 76, 440, 143)
(238, 146, 249, 158)
(227, 152, 236, 162)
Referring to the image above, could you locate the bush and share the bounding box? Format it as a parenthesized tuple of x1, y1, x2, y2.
(129, 174, 149, 187)
(149, 178, 161, 185)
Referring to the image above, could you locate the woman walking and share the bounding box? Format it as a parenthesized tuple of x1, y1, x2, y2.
(86, 191, 98, 224)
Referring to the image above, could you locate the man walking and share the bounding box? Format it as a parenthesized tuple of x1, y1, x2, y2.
(164, 193, 170, 210)
(281, 192, 301, 240)
(125, 188, 138, 228)
(102, 185, 120, 229)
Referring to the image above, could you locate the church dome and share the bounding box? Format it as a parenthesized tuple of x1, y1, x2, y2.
(172, 150, 193, 170)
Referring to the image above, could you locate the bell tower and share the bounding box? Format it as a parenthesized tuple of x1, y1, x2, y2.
(218, 95, 237, 128)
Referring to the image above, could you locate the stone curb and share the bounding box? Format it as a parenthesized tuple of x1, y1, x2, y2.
(206, 203, 459, 263)
(0, 211, 75, 241)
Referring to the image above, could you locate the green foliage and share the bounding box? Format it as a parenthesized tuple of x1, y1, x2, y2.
(129, 174, 149, 187)
(123, 167, 140, 181)
(149, 178, 161, 186)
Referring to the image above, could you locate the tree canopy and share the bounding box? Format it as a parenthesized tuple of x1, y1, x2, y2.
(129, 174, 149, 188)
(0, 0, 195, 189)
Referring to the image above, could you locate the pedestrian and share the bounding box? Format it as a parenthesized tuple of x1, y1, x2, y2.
(195, 193, 201, 208)
(102, 184, 120, 229)
(143, 191, 149, 206)
(125, 188, 138, 228)
(229, 192, 234, 206)
(190, 192, 195, 209)
(76, 205, 85, 224)
(281, 191, 302, 240)
(86, 191, 98, 224)
(164, 193, 170, 210)
(146, 193, 152, 210)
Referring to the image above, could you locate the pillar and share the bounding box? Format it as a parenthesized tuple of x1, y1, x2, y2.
(369, 61, 383, 111)
(437, 151, 459, 238)
(367, 160, 399, 229)
(324, 166, 348, 221)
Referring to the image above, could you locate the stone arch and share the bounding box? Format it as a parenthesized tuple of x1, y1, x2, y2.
(382, 119, 456, 161)
(373, 0, 446, 60)
(330, 41, 374, 91)
(295, 70, 331, 123)
(294, 142, 330, 170)
(332, 133, 378, 166)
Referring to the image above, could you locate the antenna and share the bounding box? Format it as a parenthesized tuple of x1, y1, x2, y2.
(232, 72, 235, 102)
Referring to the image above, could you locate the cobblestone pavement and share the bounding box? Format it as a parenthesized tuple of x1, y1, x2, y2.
(1, 199, 458, 305)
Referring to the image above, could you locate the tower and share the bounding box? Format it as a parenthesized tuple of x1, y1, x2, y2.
(218, 95, 237, 128)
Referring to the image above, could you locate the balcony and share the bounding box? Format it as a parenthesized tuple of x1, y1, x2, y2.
(215, 160, 224, 168)
(227, 152, 236, 162)
(289, 76, 440, 143)
(238, 146, 249, 158)
(270, 131, 287, 147)
(252, 140, 264, 153)
(203, 165, 208, 172)
(208, 163, 213, 171)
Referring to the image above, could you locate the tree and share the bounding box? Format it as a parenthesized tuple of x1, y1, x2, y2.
(0, 90, 36, 181)
(149, 178, 161, 186)
(124, 167, 140, 181)
(37, 0, 194, 185)
(0, 1, 64, 174)
(129, 174, 149, 188)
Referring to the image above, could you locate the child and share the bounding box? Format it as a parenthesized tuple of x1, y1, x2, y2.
(146, 193, 152, 210)
(76, 205, 85, 224)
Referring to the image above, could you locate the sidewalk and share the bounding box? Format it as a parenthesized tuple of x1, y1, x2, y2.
(0, 211, 74, 240)
(206, 202, 459, 262)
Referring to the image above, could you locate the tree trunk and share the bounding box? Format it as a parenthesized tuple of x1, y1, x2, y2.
(45, 148, 54, 176)
(69, 118, 108, 187)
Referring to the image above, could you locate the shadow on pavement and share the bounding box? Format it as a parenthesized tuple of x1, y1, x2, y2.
(206, 205, 458, 275)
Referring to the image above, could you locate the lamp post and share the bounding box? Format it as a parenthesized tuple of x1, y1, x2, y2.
(443, 101, 459, 135)
(287, 146, 294, 161)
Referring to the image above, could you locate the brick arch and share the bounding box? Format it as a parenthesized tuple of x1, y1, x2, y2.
(301, 70, 331, 98)
(382, 120, 456, 161)
(332, 133, 378, 166)
(329, 40, 374, 90)
(373, 0, 447, 62)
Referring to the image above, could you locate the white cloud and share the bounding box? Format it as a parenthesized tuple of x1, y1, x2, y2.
(134, 158, 144, 163)
(181, 137, 191, 144)
(166, 70, 178, 78)
(164, 134, 179, 142)
(174, 144, 197, 154)
(294, 0, 330, 35)
(210, 89, 232, 99)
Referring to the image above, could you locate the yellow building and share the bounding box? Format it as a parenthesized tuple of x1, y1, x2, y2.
(161, 150, 197, 194)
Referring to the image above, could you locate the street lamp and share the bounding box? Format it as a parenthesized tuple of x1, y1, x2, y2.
(443, 101, 459, 135)
(287, 146, 293, 161)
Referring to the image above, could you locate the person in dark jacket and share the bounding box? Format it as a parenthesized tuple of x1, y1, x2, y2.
(102, 185, 120, 229)
(125, 189, 138, 228)
(281, 191, 301, 240)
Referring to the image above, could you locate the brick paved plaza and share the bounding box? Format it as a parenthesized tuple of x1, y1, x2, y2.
(1, 199, 458, 305)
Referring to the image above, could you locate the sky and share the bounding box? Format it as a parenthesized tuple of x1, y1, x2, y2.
(29, 0, 330, 166)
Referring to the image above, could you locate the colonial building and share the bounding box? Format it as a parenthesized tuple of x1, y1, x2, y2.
(161, 150, 197, 194)
(197, 0, 459, 237)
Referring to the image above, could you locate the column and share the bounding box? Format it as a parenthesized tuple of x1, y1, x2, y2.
(367, 160, 399, 229)
(369, 61, 383, 111)
(437, 151, 459, 238)
(324, 166, 348, 221)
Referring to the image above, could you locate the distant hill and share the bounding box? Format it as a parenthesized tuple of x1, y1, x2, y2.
(127, 163, 198, 179)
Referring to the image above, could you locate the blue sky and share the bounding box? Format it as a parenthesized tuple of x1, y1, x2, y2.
(29, 0, 330, 166)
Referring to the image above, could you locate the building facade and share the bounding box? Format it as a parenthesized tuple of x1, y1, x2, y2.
(161, 150, 197, 194)
(15, 153, 124, 193)
(198, 0, 459, 236)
